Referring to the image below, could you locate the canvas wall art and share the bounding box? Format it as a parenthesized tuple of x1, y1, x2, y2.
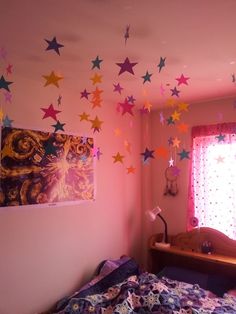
(0, 127, 94, 207)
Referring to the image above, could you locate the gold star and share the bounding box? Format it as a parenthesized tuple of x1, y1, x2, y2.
(178, 102, 189, 112)
(177, 122, 189, 133)
(173, 137, 181, 148)
(171, 110, 181, 121)
(43, 71, 63, 88)
(90, 116, 103, 132)
(127, 165, 135, 174)
(90, 73, 102, 85)
(114, 128, 122, 136)
(79, 112, 89, 121)
(112, 152, 124, 163)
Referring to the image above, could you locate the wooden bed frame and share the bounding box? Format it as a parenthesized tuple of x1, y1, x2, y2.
(148, 227, 236, 278)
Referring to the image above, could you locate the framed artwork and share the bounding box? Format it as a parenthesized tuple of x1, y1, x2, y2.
(0, 127, 94, 207)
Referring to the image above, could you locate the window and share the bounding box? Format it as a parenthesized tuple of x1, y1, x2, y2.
(188, 122, 236, 240)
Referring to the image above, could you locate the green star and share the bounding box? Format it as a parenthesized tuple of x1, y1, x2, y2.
(91, 55, 103, 69)
(142, 71, 152, 84)
(178, 149, 190, 160)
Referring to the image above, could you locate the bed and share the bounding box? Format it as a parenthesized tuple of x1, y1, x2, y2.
(46, 228, 236, 314)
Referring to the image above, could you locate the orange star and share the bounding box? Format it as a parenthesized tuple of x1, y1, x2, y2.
(90, 73, 102, 85)
(112, 152, 124, 163)
(126, 166, 135, 174)
(178, 102, 189, 112)
(155, 146, 169, 158)
(171, 110, 181, 121)
(42, 71, 63, 87)
(172, 137, 181, 148)
(92, 87, 103, 98)
(177, 122, 189, 133)
(79, 112, 90, 121)
(91, 98, 102, 108)
(90, 116, 103, 132)
(166, 98, 176, 107)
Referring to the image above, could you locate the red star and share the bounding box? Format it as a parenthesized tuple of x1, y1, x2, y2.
(119, 98, 135, 116)
(116, 57, 138, 75)
(176, 74, 190, 86)
(41, 104, 61, 121)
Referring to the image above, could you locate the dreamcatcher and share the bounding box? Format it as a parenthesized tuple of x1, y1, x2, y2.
(164, 166, 179, 196)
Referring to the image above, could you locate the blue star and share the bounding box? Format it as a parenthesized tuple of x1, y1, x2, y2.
(216, 133, 225, 142)
(45, 36, 64, 55)
(142, 71, 152, 84)
(141, 148, 155, 162)
(166, 117, 175, 125)
(157, 57, 166, 72)
(91, 55, 103, 69)
(3, 115, 13, 127)
(43, 139, 57, 157)
(52, 120, 65, 132)
(178, 149, 190, 160)
(0, 75, 13, 92)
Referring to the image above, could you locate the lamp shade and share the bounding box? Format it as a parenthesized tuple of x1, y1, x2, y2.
(146, 206, 162, 222)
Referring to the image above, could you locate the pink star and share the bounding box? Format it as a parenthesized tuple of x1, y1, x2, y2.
(116, 57, 138, 75)
(119, 98, 135, 116)
(41, 104, 61, 121)
(4, 91, 12, 103)
(176, 74, 190, 86)
(113, 83, 123, 94)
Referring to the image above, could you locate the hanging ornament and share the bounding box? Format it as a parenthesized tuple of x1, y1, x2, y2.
(163, 166, 179, 196)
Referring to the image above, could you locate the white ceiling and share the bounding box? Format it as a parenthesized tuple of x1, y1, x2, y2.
(1, 0, 236, 109)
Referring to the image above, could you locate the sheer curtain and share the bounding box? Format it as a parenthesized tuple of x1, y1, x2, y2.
(188, 122, 236, 240)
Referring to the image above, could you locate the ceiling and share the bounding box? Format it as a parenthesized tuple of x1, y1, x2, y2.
(1, 0, 236, 109)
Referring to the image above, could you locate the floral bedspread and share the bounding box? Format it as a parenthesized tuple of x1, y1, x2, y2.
(53, 259, 236, 314)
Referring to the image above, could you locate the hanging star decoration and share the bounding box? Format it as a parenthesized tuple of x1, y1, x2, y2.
(80, 89, 90, 99)
(3, 115, 14, 127)
(172, 165, 181, 176)
(155, 146, 168, 159)
(112, 152, 124, 163)
(169, 158, 174, 167)
(0, 75, 13, 92)
(177, 122, 189, 133)
(116, 57, 137, 75)
(119, 98, 135, 116)
(91, 55, 103, 69)
(43, 71, 63, 88)
(173, 137, 181, 148)
(90, 87, 103, 108)
(166, 116, 175, 125)
(142, 71, 152, 84)
(45, 36, 64, 55)
(41, 104, 61, 121)
(170, 86, 180, 97)
(90, 115, 103, 133)
(52, 120, 65, 132)
(141, 148, 155, 162)
(113, 83, 123, 94)
(166, 98, 176, 107)
(124, 24, 130, 44)
(6, 64, 13, 75)
(4, 91, 12, 103)
(178, 102, 189, 112)
(216, 133, 225, 142)
(176, 74, 190, 86)
(143, 100, 152, 112)
(171, 110, 181, 121)
(178, 149, 190, 160)
(79, 112, 90, 121)
(157, 57, 166, 72)
(90, 73, 102, 85)
(57, 95, 62, 106)
(168, 137, 173, 146)
(127, 166, 135, 174)
(127, 95, 136, 103)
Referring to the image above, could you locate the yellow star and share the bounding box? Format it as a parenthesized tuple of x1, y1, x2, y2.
(79, 112, 89, 121)
(144, 100, 152, 112)
(114, 128, 122, 136)
(173, 137, 181, 148)
(177, 122, 189, 133)
(178, 102, 189, 112)
(90, 73, 102, 85)
(171, 110, 181, 121)
(90, 116, 103, 132)
(112, 152, 124, 163)
(43, 71, 63, 88)
(127, 165, 135, 174)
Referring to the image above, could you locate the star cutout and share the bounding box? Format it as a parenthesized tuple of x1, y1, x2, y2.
(127, 166, 135, 174)
(216, 133, 225, 142)
(112, 152, 124, 163)
(124, 24, 130, 45)
(4, 91, 12, 103)
(80, 89, 90, 99)
(178, 102, 189, 112)
(90, 116, 103, 133)
(52, 120, 65, 132)
(141, 148, 155, 162)
(157, 57, 166, 72)
(79, 112, 90, 121)
(90, 73, 102, 85)
(143, 100, 152, 112)
(178, 149, 190, 160)
(43, 71, 63, 88)
(91, 87, 103, 98)
(176, 74, 190, 86)
(171, 110, 181, 121)
(45, 36, 64, 55)
(168, 137, 173, 146)
(177, 123, 189, 133)
(57, 95, 62, 106)
(170, 86, 180, 97)
(116, 57, 137, 75)
(169, 158, 174, 167)
(155, 146, 168, 159)
(6, 64, 13, 75)
(142, 71, 152, 83)
(216, 155, 224, 163)
(113, 83, 123, 94)
(0, 75, 13, 92)
(172, 165, 181, 176)
(41, 104, 61, 121)
(166, 117, 175, 125)
(127, 95, 136, 103)
(119, 98, 135, 116)
(91, 55, 103, 69)
(173, 137, 181, 148)
(3, 115, 14, 127)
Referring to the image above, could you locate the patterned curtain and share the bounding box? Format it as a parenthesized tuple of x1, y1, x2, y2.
(188, 122, 236, 240)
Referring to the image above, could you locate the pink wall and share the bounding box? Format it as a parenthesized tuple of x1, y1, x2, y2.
(144, 97, 236, 242)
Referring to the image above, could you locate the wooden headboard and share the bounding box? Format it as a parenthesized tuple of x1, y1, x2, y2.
(149, 227, 236, 277)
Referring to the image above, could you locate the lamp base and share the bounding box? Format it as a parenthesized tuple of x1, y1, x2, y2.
(154, 242, 171, 249)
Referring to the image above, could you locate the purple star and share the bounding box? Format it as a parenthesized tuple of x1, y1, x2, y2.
(113, 83, 123, 94)
(141, 148, 155, 162)
(80, 89, 90, 99)
(116, 57, 137, 75)
(127, 95, 136, 103)
(45, 36, 64, 55)
(170, 86, 180, 97)
(172, 166, 181, 176)
(168, 137, 173, 146)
